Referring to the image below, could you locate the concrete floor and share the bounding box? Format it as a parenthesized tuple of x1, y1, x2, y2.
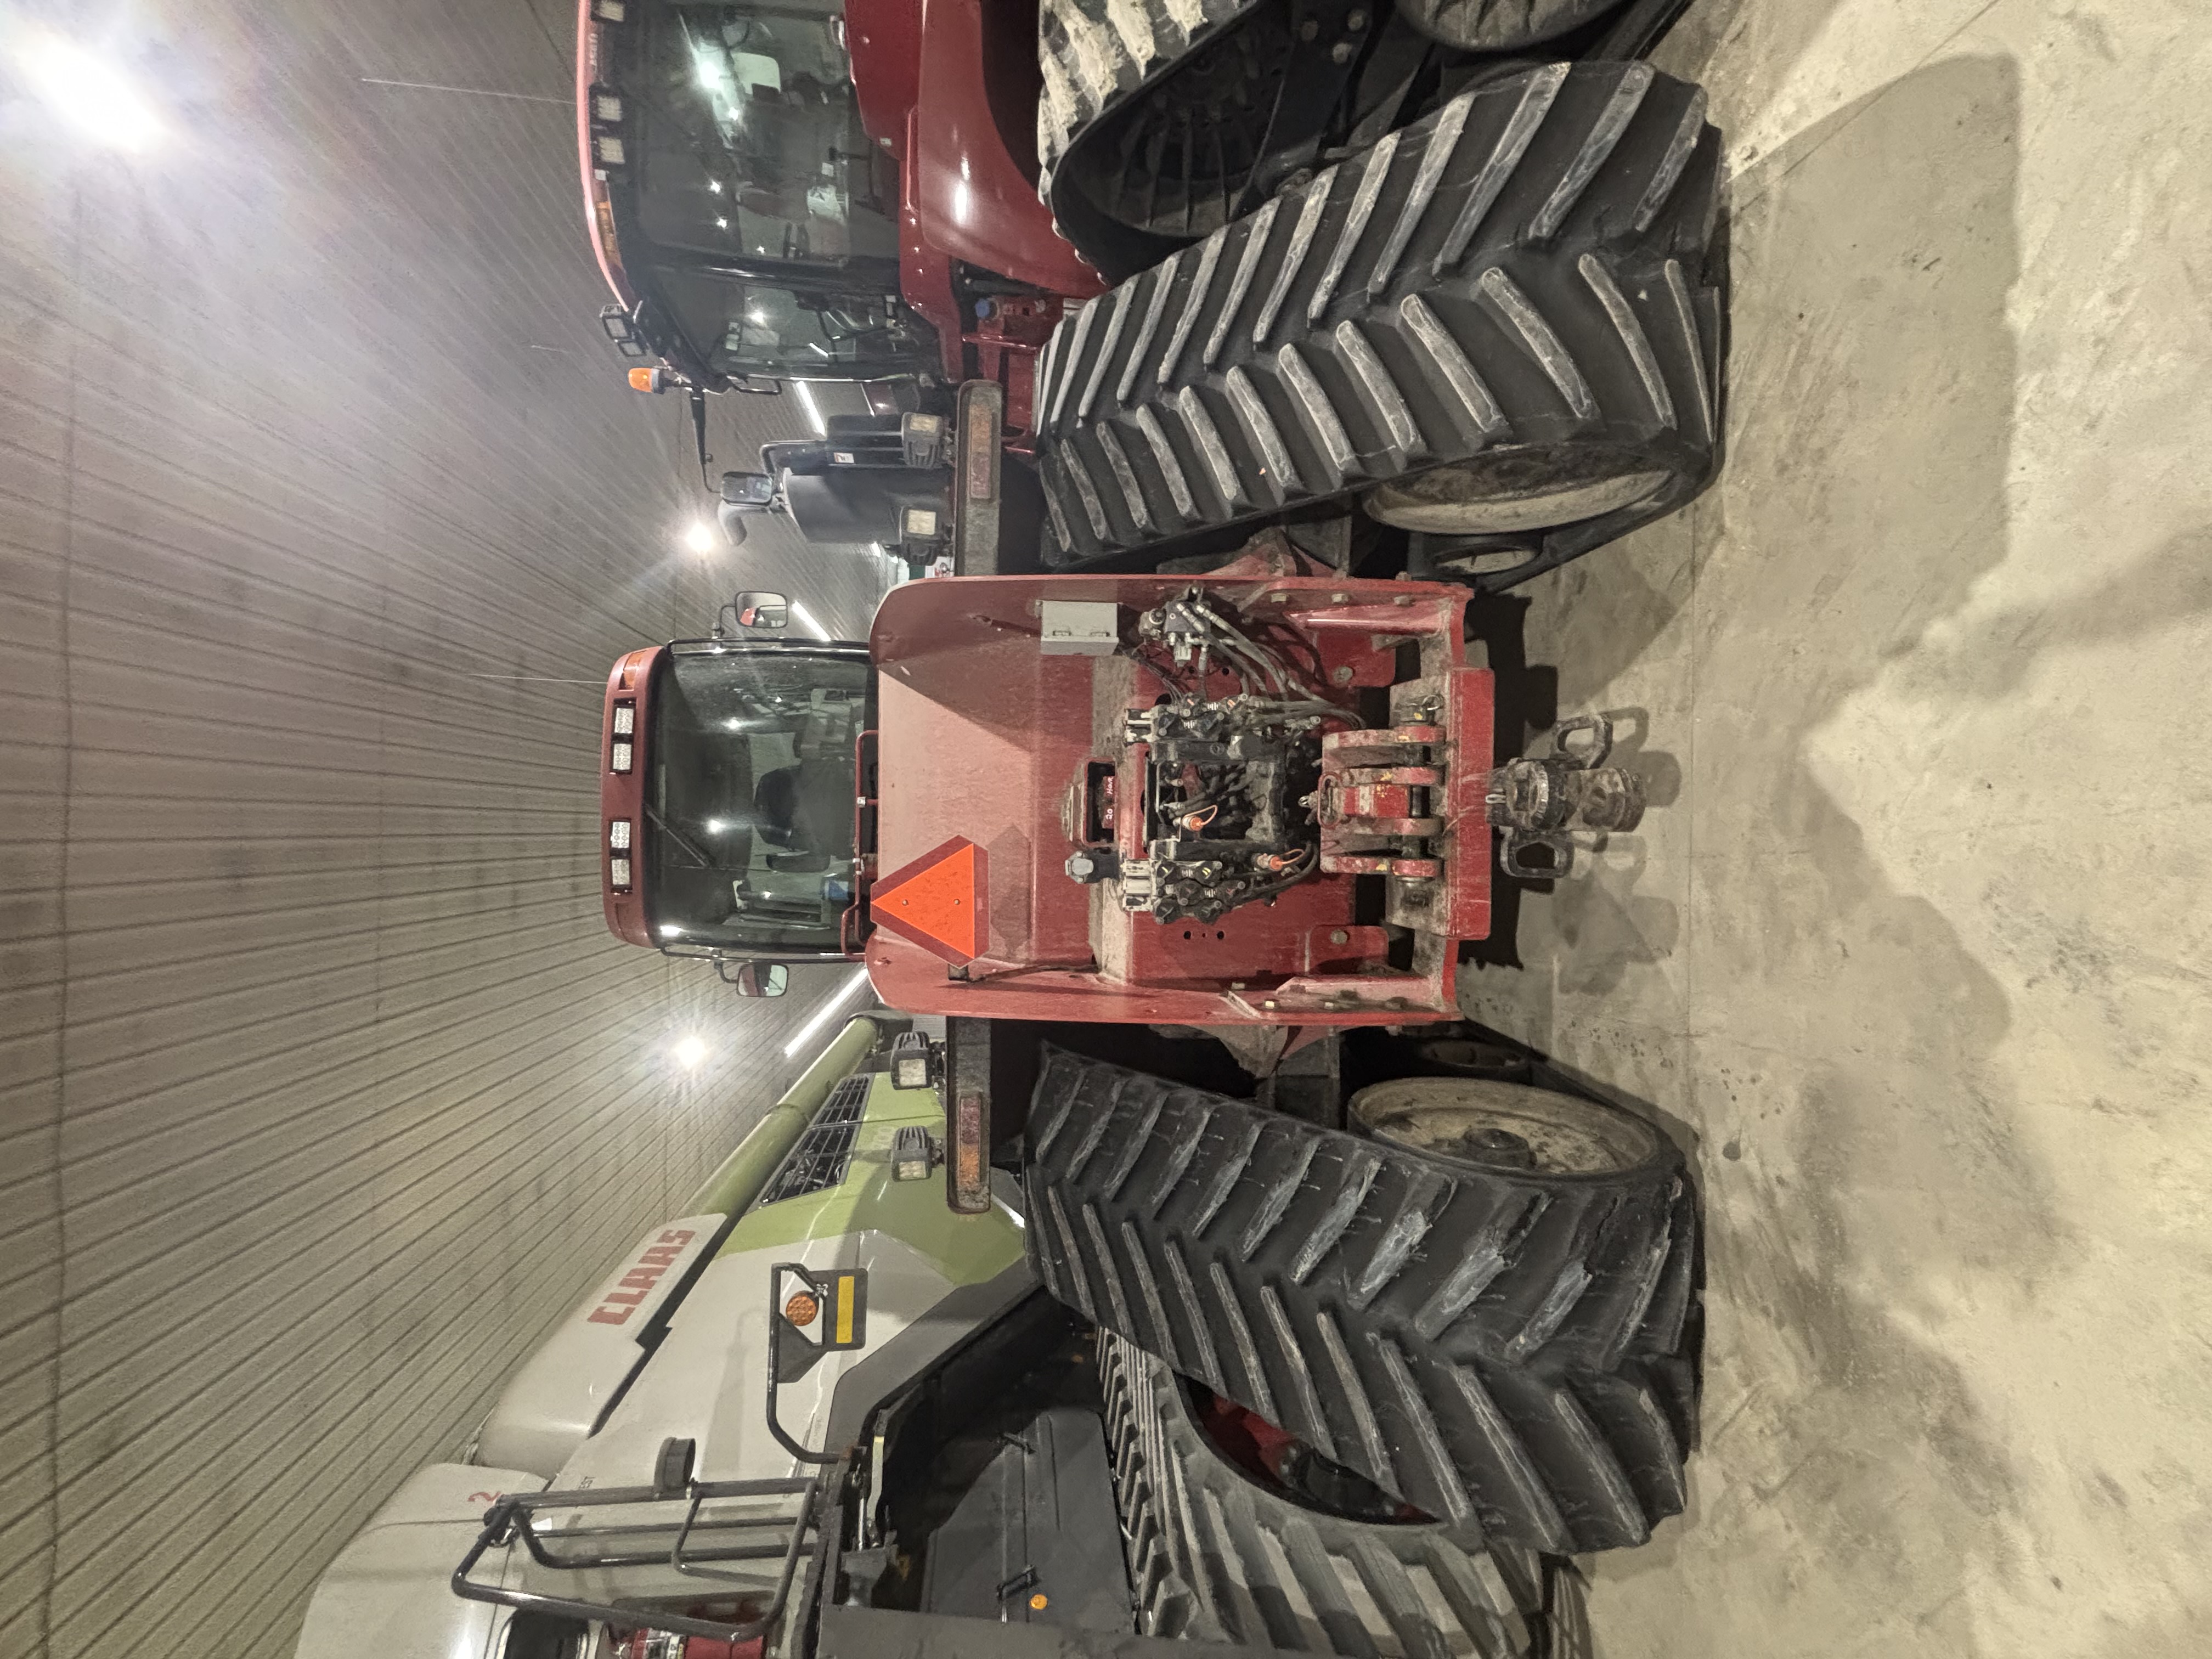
(1463, 2, 2212, 1654)
(1, 3, 893, 1656)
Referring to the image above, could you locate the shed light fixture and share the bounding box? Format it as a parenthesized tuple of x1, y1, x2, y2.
(19, 36, 162, 150)
(781, 967, 873, 1057)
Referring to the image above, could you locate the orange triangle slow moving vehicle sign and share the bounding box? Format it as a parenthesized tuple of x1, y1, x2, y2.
(870, 837, 987, 964)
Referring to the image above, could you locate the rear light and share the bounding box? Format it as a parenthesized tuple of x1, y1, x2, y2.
(612, 699, 635, 736)
(609, 855, 632, 889)
(592, 134, 627, 167)
(591, 90, 622, 124)
(590, 0, 627, 21)
(611, 739, 633, 772)
(609, 819, 631, 851)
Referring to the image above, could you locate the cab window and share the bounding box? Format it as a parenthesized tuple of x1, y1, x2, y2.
(644, 644, 867, 954)
(634, 1, 898, 266)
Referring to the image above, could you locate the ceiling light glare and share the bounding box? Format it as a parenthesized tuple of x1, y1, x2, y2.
(22, 37, 163, 150)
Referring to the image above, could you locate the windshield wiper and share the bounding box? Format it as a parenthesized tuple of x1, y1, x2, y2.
(643, 803, 733, 872)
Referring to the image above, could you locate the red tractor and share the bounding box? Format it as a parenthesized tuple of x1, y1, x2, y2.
(580, 0, 1722, 588)
(590, 5, 1724, 1649)
(577, 0, 1092, 442)
(599, 417, 1703, 1655)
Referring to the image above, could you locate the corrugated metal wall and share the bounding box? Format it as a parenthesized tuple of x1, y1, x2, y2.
(0, 3, 890, 1654)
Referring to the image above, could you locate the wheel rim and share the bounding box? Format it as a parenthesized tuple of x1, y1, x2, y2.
(1349, 1076, 1663, 1176)
(1364, 447, 1672, 534)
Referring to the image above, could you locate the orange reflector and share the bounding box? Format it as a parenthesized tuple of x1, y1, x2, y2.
(783, 1291, 818, 1328)
(870, 836, 986, 963)
(627, 366, 657, 392)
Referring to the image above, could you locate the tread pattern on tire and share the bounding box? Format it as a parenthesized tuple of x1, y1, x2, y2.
(1024, 1050, 1701, 1553)
(1036, 0, 1262, 210)
(1029, 59, 1723, 566)
(1101, 1330, 1553, 1658)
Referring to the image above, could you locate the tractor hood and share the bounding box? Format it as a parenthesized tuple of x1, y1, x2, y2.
(867, 571, 1103, 1000)
(862, 546, 1483, 1025)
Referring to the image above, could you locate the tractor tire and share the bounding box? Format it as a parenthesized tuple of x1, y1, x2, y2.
(1101, 1331, 1566, 1658)
(1021, 1050, 1699, 1553)
(1030, 59, 1722, 580)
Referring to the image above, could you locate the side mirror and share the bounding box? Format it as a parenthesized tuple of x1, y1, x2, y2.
(730, 590, 790, 631)
(730, 962, 789, 998)
(720, 471, 776, 506)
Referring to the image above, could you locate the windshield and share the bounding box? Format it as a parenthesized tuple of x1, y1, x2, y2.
(636, 1, 895, 266)
(647, 264, 934, 379)
(596, 3, 936, 380)
(645, 645, 867, 953)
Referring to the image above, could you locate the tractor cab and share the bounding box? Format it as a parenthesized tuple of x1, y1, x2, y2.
(599, 617, 872, 979)
(582, 0, 940, 393)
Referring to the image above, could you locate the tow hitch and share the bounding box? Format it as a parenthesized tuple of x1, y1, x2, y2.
(1485, 714, 1647, 877)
